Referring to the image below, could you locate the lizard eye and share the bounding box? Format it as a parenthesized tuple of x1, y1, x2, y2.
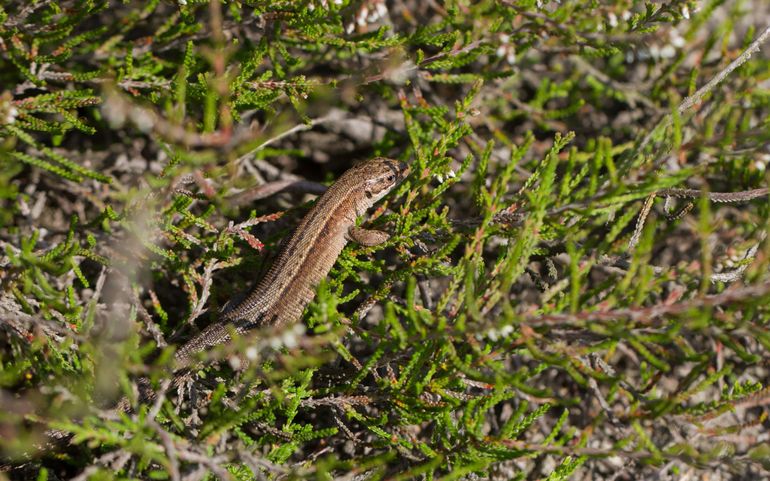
(365, 190, 373, 199)
(386, 174, 395, 183)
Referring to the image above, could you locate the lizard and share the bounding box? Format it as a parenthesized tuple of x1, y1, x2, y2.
(171, 156, 408, 370)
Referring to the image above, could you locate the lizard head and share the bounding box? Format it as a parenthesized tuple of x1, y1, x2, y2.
(355, 157, 409, 205)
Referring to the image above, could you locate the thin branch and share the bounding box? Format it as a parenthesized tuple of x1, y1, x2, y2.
(234, 114, 337, 167)
(459, 281, 770, 333)
(226, 179, 327, 207)
(659, 187, 770, 203)
(678, 24, 770, 114)
(710, 231, 766, 284)
(637, 24, 770, 152)
(628, 191, 655, 250)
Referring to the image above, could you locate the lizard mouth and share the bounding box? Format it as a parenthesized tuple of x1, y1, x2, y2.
(383, 158, 409, 179)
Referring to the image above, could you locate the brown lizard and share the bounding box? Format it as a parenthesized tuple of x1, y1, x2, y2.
(172, 156, 408, 370)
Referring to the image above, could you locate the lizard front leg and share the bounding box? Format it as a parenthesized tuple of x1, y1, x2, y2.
(346, 226, 390, 246)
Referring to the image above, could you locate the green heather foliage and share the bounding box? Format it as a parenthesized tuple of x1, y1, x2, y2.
(2, 0, 770, 479)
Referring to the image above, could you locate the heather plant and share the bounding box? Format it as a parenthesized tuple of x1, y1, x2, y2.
(2, 1, 770, 480)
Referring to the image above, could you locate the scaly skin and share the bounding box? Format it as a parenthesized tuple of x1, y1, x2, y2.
(173, 157, 408, 368)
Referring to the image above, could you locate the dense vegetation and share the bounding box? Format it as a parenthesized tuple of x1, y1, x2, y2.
(2, 0, 770, 479)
